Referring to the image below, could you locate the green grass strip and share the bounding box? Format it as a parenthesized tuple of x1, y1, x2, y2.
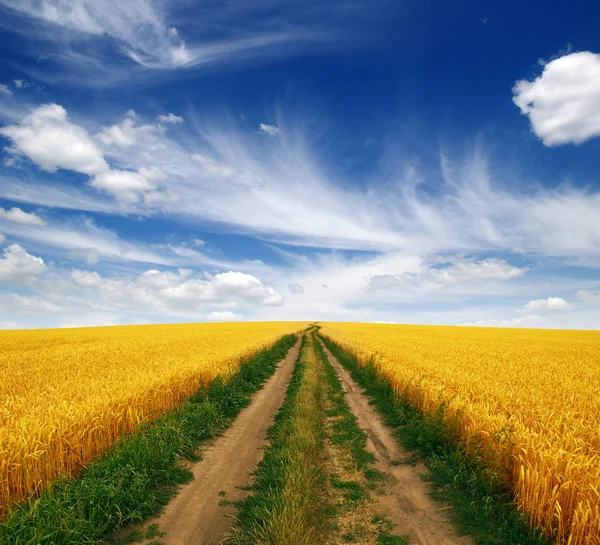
(314, 337, 408, 545)
(230, 332, 326, 545)
(319, 332, 551, 545)
(0, 333, 298, 545)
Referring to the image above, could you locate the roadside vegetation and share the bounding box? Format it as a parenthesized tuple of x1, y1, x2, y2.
(229, 330, 405, 545)
(319, 331, 551, 545)
(0, 334, 298, 545)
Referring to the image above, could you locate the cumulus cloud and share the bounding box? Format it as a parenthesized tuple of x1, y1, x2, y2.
(0, 104, 166, 204)
(71, 268, 283, 313)
(0, 84, 12, 95)
(517, 296, 572, 313)
(157, 113, 184, 124)
(208, 310, 242, 321)
(259, 123, 280, 136)
(513, 51, 600, 145)
(288, 283, 305, 295)
(90, 169, 156, 203)
(0, 244, 47, 285)
(0, 206, 45, 226)
(576, 290, 600, 305)
(368, 256, 526, 290)
(13, 79, 24, 88)
(0, 104, 108, 174)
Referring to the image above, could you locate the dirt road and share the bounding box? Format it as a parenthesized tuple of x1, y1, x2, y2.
(138, 335, 302, 545)
(319, 339, 473, 545)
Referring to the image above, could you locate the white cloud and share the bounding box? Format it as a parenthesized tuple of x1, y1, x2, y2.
(0, 292, 63, 313)
(0, 217, 176, 266)
(208, 310, 242, 321)
(97, 114, 158, 147)
(0, 234, 4, 244)
(513, 51, 600, 145)
(368, 256, 526, 290)
(576, 290, 600, 305)
(0, 244, 47, 285)
(1, 0, 189, 69)
(0, 104, 171, 204)
(288, 283, 305, 295)
(0, 84, 12, 95)
(0, 207, 45, 226)
(3, 103, 600, 296)
(90, 169, 156, 203)
(462, 314, 550, 328)
(259, 123, 280, 136)
(3, 103, 600, 263)
(0, 104, 108, 174)
(517, 296, 572, 313)
(157, 113, 184, 124)
(70, 268, 284, 313)
(13, 79, 24, 89)
(0, 0, 318, 75)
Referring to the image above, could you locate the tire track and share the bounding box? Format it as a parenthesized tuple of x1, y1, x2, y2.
(137, 335, 302, 545)
(318, 338, 473, 545)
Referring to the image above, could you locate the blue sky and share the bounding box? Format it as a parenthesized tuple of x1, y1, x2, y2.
(0, 0, 599, 329)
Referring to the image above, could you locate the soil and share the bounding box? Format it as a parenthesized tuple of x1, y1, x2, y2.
(137, 335, 302, 545)
(319, 339, 473, 545)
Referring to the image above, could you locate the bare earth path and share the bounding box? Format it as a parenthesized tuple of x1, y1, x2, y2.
(138, 336, 302, 545)
(319, 339, 473, 545)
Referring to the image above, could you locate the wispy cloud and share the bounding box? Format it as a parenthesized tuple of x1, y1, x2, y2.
(2, 101, 600, 328)
(3, 104, 600, 260)
(259, 123, 280, 136)
(462, 314, 550, 328)
(0, 0, 366, 83)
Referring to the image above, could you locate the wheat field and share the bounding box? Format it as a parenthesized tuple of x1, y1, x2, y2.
(319, 323, 600, 545)
(0, 322, 305, 516)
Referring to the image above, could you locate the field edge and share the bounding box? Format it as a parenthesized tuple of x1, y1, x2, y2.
(0, 333, 299, 545)
(318, 330, 553, 545)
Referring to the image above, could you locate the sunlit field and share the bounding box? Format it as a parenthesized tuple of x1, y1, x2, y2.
(320, 323, 600, 545)
(0, 322, 305, 516)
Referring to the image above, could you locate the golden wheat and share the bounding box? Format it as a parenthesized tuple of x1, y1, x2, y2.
(319, 322, 600, 545)
(0, 322, 304, 516)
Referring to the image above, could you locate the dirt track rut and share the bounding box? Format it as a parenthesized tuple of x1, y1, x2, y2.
(138, 335, 302, 545)
(319, 339, 473, 545)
